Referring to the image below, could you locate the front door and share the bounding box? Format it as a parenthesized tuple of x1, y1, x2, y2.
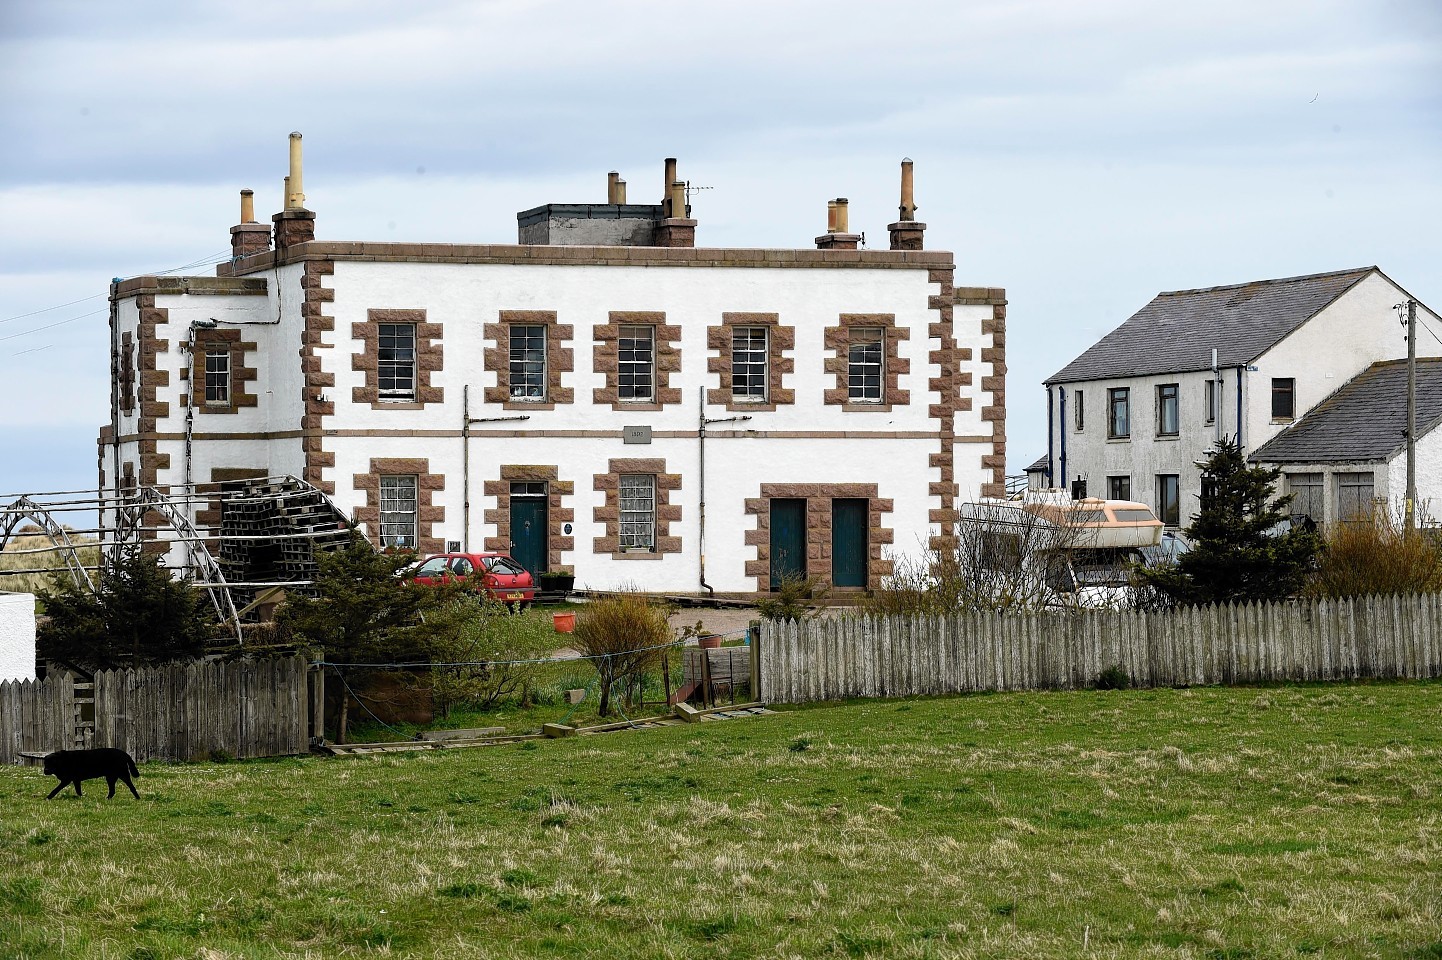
(831, 498, 868, 588)
(509, 483, 548, 577)
(769, 498, 807, 590)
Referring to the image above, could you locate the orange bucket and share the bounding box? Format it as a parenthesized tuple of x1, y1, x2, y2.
(553, 612, 576, 634)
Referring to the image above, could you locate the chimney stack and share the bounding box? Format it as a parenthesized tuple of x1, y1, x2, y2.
(887, 158, 926, 251)
(230, 188, 271, 258)
(816, 197, 860, 250)
(654, 157, 696, 248)
(273, 131, 316, 249)
(607, 171, 627, 205)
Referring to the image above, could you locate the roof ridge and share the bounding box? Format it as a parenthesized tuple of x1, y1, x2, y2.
(1157, 266, 1375, 298)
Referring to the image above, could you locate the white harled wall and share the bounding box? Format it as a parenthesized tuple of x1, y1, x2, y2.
(0, 592, 36, 683)
(1046, 271, 1441, 528)
(317, 259, 962, 592)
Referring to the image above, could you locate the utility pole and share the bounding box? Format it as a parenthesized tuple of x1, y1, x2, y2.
(1401, 299, 1418, 534)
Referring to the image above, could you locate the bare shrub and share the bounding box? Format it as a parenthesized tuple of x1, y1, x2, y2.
(1307, 513, 1442, 598)
(862, 503, 1090, 615)
(572, 591, 672, 717)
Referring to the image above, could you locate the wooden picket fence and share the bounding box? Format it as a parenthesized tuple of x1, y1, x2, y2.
(760, 595, 1442, 704)
(1, 656, 313, 764)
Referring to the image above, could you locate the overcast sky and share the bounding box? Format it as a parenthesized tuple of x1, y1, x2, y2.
(1, 0, 1438, 496)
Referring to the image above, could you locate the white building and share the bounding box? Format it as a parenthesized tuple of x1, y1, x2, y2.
(0, 592, 37, 683)
(1251, 358, 1442, 527)
(1036, 268, 1439, 527)
(99, 140, 1006, 596)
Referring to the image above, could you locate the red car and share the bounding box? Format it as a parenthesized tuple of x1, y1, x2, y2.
(411, 552, 537, 606)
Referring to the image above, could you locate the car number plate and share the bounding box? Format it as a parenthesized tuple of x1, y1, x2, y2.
(506, 592, 524, 600)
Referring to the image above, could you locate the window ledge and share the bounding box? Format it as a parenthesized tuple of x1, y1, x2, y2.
(503, 401, 556, 411)
(1271, 417, 1295, 424)
(1155, 434, 1179, 442)
(1106, 436, 1131, 443)
(375, 401, 425, 410)
(611, 551, 665, 560)
(842, 403, 894, 413)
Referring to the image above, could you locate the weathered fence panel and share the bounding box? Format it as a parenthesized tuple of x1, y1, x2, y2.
(2, 657, 311, 764)
(761, 596, 1442, 704)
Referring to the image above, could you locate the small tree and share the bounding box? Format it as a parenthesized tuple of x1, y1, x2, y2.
(36, 547, 216, 668)
(276, 530, 452, 742)
(571, 592, 671, 717)
(427, 596, 557, 716)
(755, 571, 829, 623)
(1139, 438, 1321, 606)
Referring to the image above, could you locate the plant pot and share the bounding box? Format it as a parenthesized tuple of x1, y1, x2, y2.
(698, 634, 723, 649)
(553, 612, 576, 634)
(539, 574, 575, 594)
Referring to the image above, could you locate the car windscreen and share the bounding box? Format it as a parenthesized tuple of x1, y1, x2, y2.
(485, 557, 526, 576)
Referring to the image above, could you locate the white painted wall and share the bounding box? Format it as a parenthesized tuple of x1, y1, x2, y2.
(1046, 272, 1440, 528)
(313, 258, 980, 590)
(1247, 272, 1441, 452)
(0, 592, 36, 682)
(1049, 369, 1231, 525)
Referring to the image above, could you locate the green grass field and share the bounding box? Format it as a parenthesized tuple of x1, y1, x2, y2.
(2, 682, 1439, 959)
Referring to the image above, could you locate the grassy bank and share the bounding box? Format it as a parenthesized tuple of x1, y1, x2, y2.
(1, 682, 1439, 959)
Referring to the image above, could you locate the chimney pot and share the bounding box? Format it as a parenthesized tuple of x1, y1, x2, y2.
(834, 198, 850, 234)
(240, 189, 255, 223)
(616, 178, 627, 204)
(662, 158, 678, 217)
(287, 132, 305, 210)
(888, 159, 926, 251)
(607, 170, 621, 204)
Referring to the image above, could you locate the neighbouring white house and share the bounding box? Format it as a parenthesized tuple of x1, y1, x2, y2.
(1250, 358, 1442, 527)
(1035, 267, 1440, 528)
(98, 135, 1007, 596)
(0, 592, 37, 683)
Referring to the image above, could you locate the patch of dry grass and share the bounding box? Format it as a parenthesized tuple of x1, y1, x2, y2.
(0, 527, 99, 596)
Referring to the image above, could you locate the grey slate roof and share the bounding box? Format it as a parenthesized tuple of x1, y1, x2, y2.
(1047, 267, 1376, 385)
(1025, 454, 1048, 472)
(1250, 359, 1442, 464)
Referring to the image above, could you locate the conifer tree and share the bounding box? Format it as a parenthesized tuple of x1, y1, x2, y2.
(37, 548, 216, 667)
(276, 530, 451, 741)
(1139, 438, 1322, 606)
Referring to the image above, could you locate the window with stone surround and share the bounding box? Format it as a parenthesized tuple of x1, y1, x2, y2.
(706, 313, 795, 412)
(353, 458, 445, 554)
(822, 314, 908, 410)
(188, 329, 257, 415)
(482, 311, 574, 410)
(593, 458, 681, 558)
(593, 312, 681, 410)
(352, 309, 443, 408)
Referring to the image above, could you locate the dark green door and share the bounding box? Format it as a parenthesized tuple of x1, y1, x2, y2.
(769, 499, 807, 590)
(509, 492, 547, 577)
(832, 498, 868, 588)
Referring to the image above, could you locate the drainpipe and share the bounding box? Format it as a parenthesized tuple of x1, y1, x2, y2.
(183, 319, 220, 568)
(1058, 388, 1068, 491)
(1045, 385, 1055, 488)
(698, 385, 750, 597)
(1236, 367, 1245, 448)
(108, 279, 122, 554)
(463, 407, 532, 554)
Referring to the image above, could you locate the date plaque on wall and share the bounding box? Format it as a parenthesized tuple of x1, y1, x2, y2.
(622, 425, 652, 444)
